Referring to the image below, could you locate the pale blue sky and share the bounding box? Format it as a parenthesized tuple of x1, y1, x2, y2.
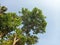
(0, 0, 60, 45)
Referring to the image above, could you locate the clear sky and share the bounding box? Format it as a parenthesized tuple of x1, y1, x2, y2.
(0, 0, 60, 45)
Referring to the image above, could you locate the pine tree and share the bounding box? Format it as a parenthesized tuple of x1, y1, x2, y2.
(0, 6, 47, 45)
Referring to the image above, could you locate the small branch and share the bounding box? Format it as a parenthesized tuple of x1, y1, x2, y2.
(13, 35, 19, 45)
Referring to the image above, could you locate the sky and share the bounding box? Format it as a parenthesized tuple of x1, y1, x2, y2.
(0, 0, 60, 45)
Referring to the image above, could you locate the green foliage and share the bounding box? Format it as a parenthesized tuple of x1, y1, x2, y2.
(0, 14, 21, 38)
(0, 10, 21, 38)
(21, 7, 47, 34)
(26, 35, 38, 45)
(20, 7, 47, 45)
(0, 6, 47, 45)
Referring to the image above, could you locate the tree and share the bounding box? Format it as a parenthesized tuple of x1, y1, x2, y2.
(0, 6, 47, 45)
(21, 8, 47, 45)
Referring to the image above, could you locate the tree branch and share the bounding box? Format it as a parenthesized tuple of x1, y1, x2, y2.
(13, 35, 19, 45)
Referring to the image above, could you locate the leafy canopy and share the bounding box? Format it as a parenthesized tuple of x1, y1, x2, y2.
(0, 6, 47, 45)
